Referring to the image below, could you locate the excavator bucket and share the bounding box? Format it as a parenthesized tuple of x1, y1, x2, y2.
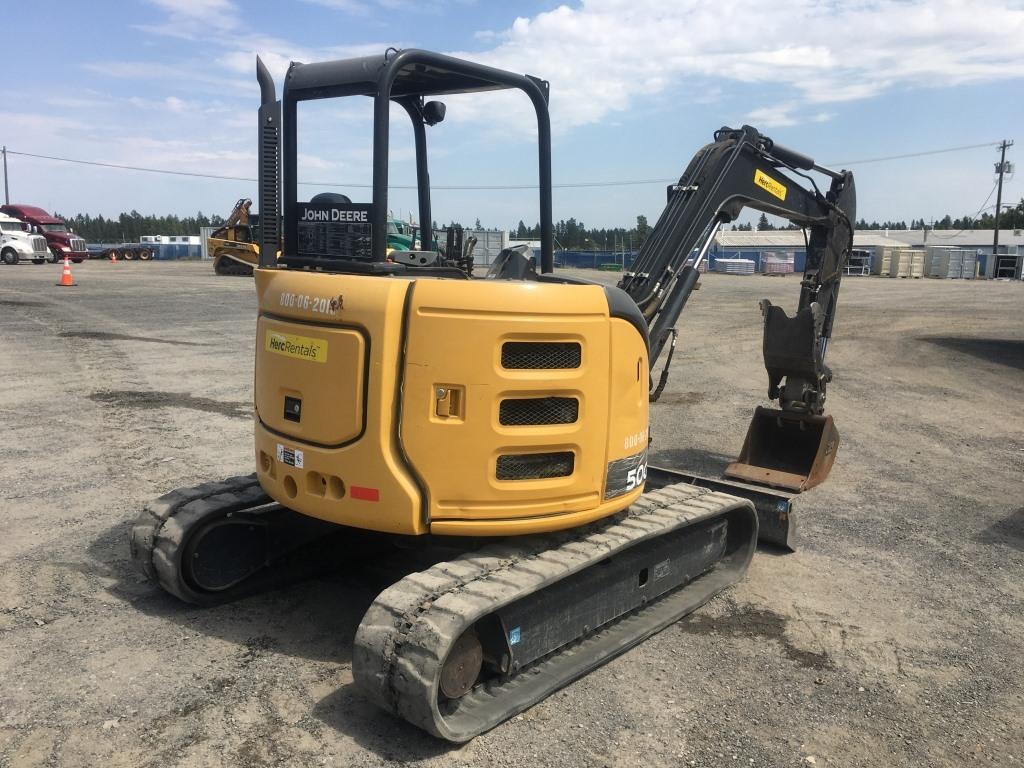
(724, 406, 839, 492)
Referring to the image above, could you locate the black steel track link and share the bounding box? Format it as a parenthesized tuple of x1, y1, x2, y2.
(353, 483, 758, 741)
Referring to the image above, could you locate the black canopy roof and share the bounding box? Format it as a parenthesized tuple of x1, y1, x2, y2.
(284, 48, 547, 102)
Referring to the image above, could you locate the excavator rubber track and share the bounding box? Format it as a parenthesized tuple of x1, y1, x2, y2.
(128, 474, 349, 606)
(353, 483, 757, 742)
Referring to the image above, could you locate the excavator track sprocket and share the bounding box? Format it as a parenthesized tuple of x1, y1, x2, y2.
(354, 483, 757, 741)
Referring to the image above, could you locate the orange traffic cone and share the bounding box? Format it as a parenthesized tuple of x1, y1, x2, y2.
(56, 256, 77, 287)
(110, 250, 118, 263)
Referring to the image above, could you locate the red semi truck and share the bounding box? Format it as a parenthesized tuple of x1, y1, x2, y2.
(0, 204, 89, 263)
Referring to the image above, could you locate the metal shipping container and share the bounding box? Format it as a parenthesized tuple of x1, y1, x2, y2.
(960, 250, 978, 279)
(872, 246, 899, 275)
(464, 228, 509, 267)
(925, 246, 963, 278)
(893, 249, 925, 278)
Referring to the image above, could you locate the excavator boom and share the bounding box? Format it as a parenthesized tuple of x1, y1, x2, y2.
(619, 125, 855, 491)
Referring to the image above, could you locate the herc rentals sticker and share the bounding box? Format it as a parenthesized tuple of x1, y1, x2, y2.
(265, 330, 327, 363)
(754, 169, 787, 201)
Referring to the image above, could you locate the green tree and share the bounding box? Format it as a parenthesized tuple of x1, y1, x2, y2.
(635, 215, 651, 246)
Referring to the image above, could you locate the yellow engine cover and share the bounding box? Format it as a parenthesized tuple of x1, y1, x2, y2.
(252, 268, 649, 537)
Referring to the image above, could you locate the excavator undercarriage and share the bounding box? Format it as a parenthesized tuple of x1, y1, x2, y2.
(130, 48, 855, 741)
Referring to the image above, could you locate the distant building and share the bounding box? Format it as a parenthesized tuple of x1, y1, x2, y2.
(711, 229, 1023, 277)
(712, 230, 909, 272)
(879, 229, 1024, 252)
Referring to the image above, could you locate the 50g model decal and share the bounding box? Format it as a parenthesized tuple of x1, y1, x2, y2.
(604, 449, 649, 500)
(626, 460, 648, 492)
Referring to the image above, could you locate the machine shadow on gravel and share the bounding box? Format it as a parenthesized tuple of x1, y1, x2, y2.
(312, 687, 455, 761)
(87, 519, 393, 665)
(87, 519, 469, 758)
(975, 507, 1024, 551)
(921, 336, 1024, 371)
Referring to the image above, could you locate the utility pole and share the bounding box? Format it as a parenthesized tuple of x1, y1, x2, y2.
(2, 146, 8, 205)
(992, 139, 1014, 260)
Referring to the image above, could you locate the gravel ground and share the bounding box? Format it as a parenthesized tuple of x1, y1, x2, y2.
(0, 260, 1021, 768)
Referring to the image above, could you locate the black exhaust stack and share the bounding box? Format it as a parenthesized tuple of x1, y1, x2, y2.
(256, 56, 281, 269)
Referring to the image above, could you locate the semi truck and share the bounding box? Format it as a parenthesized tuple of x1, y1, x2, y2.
(0, 204, 89, 263)
(0, 212, 50, 265)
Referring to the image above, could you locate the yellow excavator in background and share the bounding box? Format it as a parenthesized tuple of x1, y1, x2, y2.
(131, 49, 855, 741)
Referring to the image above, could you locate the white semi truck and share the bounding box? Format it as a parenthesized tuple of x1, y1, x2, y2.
(0, 213, 49, 265)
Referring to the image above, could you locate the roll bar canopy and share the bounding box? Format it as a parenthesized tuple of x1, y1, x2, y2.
(258, 48, 554, 273)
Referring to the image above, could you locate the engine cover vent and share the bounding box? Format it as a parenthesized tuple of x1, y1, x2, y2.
(501, 341, 581, 370)
(499, 397, 579, 426)
(496, 452, 575, 480)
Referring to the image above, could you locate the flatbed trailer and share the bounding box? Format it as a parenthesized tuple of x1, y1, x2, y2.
(86, 243, 154, 261)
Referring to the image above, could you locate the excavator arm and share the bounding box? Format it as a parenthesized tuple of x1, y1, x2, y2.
(620, 125, 855, 492)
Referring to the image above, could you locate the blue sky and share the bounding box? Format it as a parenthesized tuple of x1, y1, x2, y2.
(2, 0, 1022, 230)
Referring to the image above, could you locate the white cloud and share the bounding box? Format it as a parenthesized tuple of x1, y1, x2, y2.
(301, 0, 372, 12)
(110, 0, 1024, 136)
(16, 0, 1023, 222)
(744, 102, 799, 128)
(453, 0, 1024, 129)
(140, 0, 239, 38)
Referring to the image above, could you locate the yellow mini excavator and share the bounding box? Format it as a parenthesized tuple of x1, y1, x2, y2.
(130, 49, 855, 741)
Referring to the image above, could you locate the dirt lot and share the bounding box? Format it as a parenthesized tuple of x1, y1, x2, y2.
(1, 260, 1021, 767)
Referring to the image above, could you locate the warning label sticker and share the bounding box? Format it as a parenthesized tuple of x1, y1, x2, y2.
(265, 330, 327, 363)
(276, 444, 304, 468)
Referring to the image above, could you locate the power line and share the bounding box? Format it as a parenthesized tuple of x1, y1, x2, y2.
(4, 140, 1008, 191)
(827, 141, 1002, 167)
(926, 179, 1000, 240)
(3, 149, 618, 189)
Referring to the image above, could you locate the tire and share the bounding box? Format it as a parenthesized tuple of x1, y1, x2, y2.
(120, 249, 134, 261)
(2, 248, 19, 266)
(48, 248, 61, 264)
(138, 248, 153, 261)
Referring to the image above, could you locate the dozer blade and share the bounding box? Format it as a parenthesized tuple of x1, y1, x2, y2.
(647, 466, 797, 550)
(724, 405, 839, 492)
